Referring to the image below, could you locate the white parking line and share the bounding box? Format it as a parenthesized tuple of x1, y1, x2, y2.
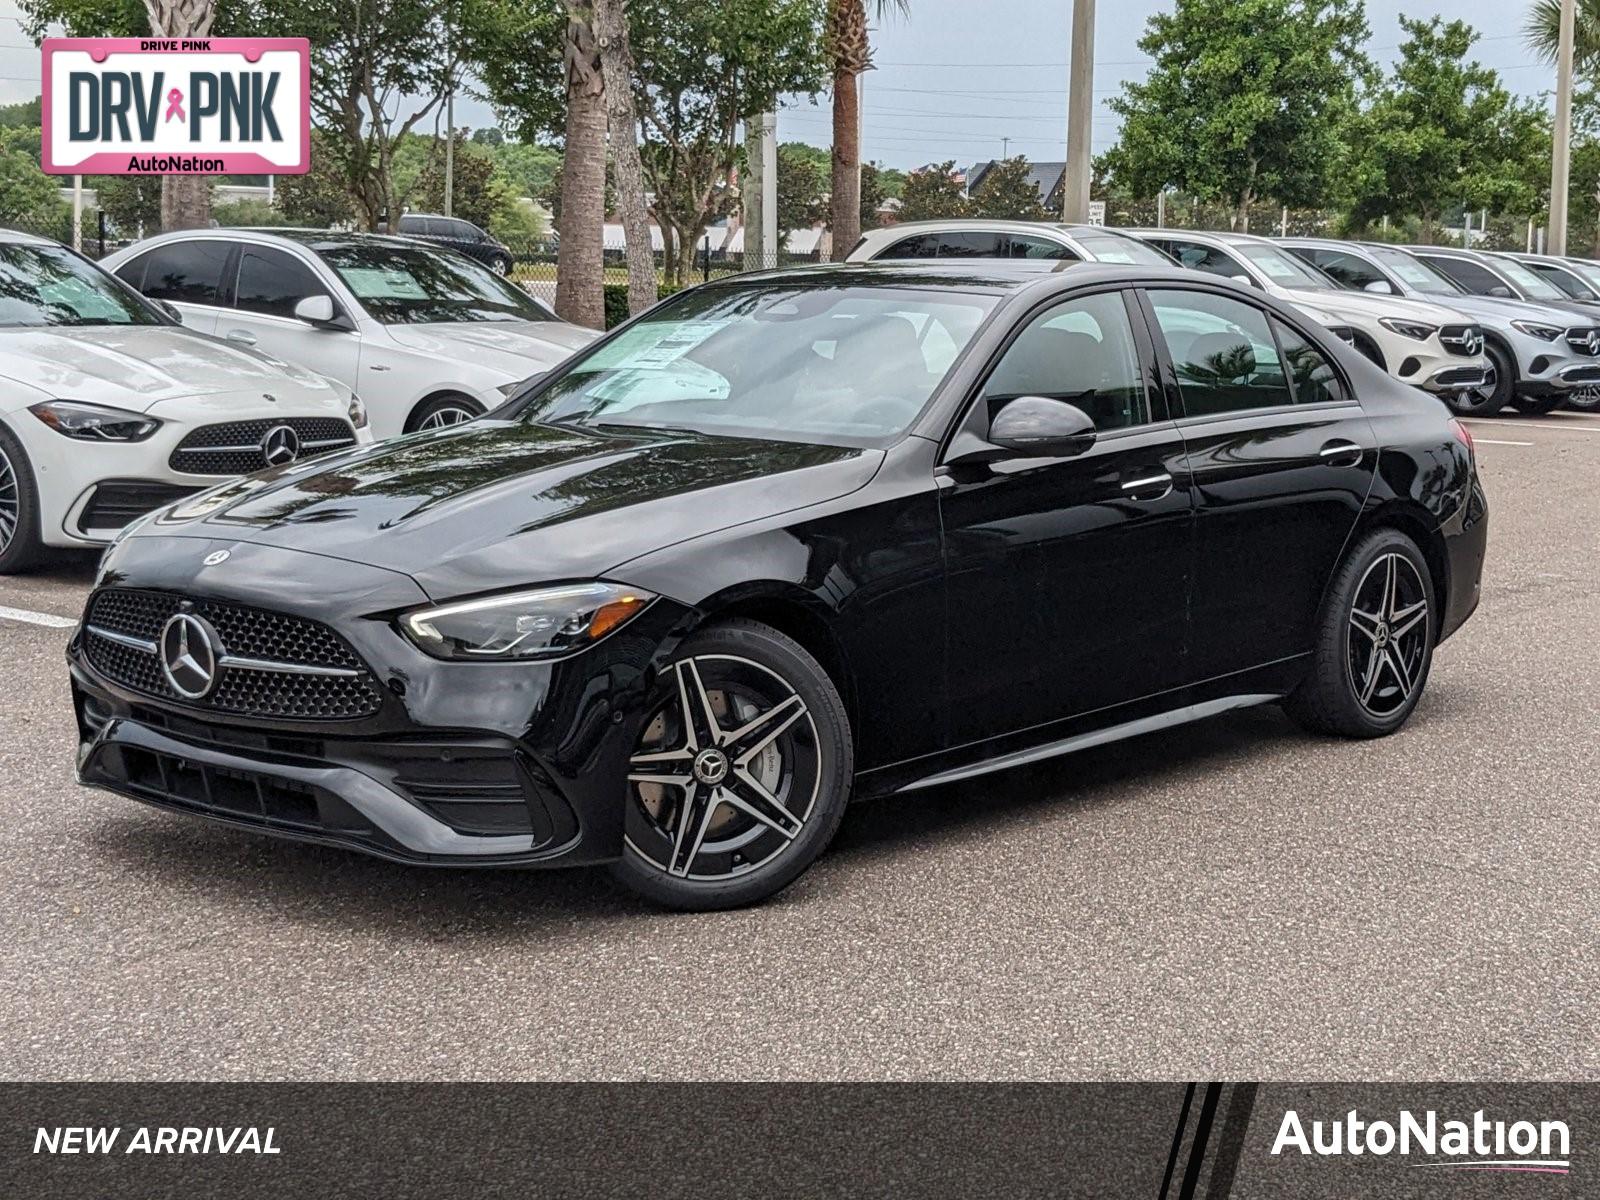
(0, 605, 78, 629)
(1472, 438, 1535, 446)
(1464, 418, 1600, 435)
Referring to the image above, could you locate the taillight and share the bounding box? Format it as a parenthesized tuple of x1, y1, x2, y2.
(1449, 417, 1476, 465)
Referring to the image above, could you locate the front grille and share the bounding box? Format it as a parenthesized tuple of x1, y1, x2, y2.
(1431, 366, 1489, 387)
(77, 481, 199, 535)
(1438, 324, 1484, 357)
(169, 417, 356, 476)
(1564, 328, 1600, 356)
(82, 588, 384, 721)
(1562, 364, 1600, 384)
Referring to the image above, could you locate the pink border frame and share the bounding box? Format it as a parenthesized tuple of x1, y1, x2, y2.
(42, 37, 310, 175)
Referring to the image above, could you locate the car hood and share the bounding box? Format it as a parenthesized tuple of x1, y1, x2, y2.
(384, 320, 599, 375)
(1419, 291, 1595, 330)
(1280, 287, 1472, 326)
(140, 420, 883, 599)
(0, 324, 339, 412)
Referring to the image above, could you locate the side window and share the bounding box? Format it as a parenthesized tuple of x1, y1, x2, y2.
(882, 233, 940, 259)
(1421, 256, 1503, 295)
(113, 253, 149, 291)
(451, 220, 484, 241)
(1147, 289, 1291, 417)
(936, 231, 1005, 257)
(1309, 249, 1386, 291)
(138, 241, 230, 306)
(235, 246, 327, 319)
(982, 290, 1151, 431)
(1168, 242, 1257, 287)
(1273, 318, 1347, 405)
(1529, 263, 1593, 299)
(1006, 234, 1077, 260)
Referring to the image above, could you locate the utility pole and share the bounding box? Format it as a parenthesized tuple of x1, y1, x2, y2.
(1062, 0, 1095, 222)
(743, 112, 777, 271)
(1001, 136, 1010, 159)
(71, 175, 82, 252)
(1551, 0, 1576, 255)
(1156, 189, 1165, 229)
(444, 87, 455, 217)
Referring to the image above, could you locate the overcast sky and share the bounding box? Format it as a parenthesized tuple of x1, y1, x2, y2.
(0, 0, 1557, 172)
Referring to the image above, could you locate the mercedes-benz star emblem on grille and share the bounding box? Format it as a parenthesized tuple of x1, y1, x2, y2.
(159, 612, 222, 700)
(1586, 332, 1600, 355)
(260, 424, 301, 466)
(202, 550, 230, 567)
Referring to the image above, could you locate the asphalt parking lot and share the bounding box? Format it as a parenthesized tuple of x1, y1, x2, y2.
(2, 410, 1597, 1083)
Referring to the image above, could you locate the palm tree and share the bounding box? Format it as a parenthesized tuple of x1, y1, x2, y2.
(594, 0, 656, 318)
(826, 0, 906, 258)
(144, 0, 213, 230)
(1525, 0, 1600, 73)
(555, 3, 608, 330)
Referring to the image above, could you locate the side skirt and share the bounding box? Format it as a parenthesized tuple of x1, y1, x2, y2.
(891, 692, 1283, 795)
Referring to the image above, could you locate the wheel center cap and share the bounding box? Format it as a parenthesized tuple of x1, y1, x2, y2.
(1375, 623, 1390, 648)
(692, 748, 730, 785)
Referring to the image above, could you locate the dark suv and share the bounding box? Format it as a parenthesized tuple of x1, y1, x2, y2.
(397, 213, 513, 275)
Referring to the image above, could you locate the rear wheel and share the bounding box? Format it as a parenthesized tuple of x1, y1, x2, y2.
(406, 393, 485, 433)
(0, 424, 43, 574)
(611, 619, 853, 910)
(1563, 383, 1600, 412)
(1286, 528, 1435, 738)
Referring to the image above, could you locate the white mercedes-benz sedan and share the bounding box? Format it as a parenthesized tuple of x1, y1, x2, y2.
(0, 230, 373, 574)
(103, 229, 599, 439)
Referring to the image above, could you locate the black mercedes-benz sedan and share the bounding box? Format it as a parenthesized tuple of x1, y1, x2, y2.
(68, 262, 1488, 909)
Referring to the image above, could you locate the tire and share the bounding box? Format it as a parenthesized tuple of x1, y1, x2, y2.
(0, 422, 44, 574)
(489, 254, 512, 276)
(1285, 527, 1436, 739)
(610, 618, 854, 910)
(1509, 393, 1563, 416)
(1562, 384, 1600, 412)
(406, 393, 485, 433)
(1450, 341, 1512, 416)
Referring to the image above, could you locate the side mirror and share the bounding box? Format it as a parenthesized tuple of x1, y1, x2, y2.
(1487, 285, 1514, 298)
(154, 298, 182, 323)
(961, 395, 1098, 463)
(293, 294, 337, 324)
(1363, 280, 1394, 294)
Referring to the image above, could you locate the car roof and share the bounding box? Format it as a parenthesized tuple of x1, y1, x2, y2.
(701, 258, 1203, 295)
(863, 218, 1117, 237)
(0, 227, 61, 247)
(1121, 227, 1272, 247)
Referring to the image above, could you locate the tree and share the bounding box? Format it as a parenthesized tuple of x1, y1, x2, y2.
(898, 160, 969, 221)
(825, 0, 906, 258)
(555, 4, 607, 327)
(1105, 0, 1371, 231)
(275, 129, 357, 226)
(1525, 0, 1600, 75)
(418, 135, 498, 226)
(0, 127, 68, 229)
(471, 126, 507, 146)
(778, 141, 828, 243)
(1347, 18, 1550, 239)
(630, 0, 828, 284)
(970, 156, 1048, 220)
(859, 160, 889, 230)
(91, 173, 166, 235)
(594, 0, 655, 316)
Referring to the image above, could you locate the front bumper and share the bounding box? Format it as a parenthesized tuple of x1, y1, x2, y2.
(1520, 361, 1600, 398)
(68, 536, 691, 867)
(1418, 363, 1491, 395)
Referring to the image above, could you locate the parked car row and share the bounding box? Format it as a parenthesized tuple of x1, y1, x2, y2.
(846, 218, 1600, 420)
(0, 226, 600, 574)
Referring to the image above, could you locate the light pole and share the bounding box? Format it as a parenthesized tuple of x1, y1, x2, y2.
(1062, 0, 1096, 222)
(1550, 0, 1577, 255)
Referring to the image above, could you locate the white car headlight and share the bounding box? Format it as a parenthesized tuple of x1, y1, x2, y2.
(29, 400, 161, 441)
(401, 582, 654, 661)
(1377, 317, 1436, 341)
(1512, 320, 1563, 341)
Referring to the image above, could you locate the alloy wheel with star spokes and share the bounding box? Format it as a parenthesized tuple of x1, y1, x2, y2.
(1346, 552, 1430, 718)
(0, 427, 42, 574)
(613, 621, 853, 909)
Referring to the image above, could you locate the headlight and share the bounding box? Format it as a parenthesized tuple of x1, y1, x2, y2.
(1377, 317, 1436, 341)
(347, 393, 368, 429)
(29, 400, 160, 441)
(401, 582, 655, 660)
(1512, 320, 1563, 341)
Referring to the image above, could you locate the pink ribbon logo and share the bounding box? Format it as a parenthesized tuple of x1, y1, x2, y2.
(164, 87, 185, 123)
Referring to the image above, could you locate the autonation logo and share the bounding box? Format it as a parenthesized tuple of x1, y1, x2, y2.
(1272, 1109, 1572, 1175)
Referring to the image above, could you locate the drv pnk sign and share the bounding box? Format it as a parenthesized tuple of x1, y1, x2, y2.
(42, 38, 309, 175)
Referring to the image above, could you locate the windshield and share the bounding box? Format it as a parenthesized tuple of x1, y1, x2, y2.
(1233, 243, 1333, 289)
(1072, 231, 1174, 266)
(1491, 256, 1566, 300)
(316, 241, 550, 325)
(1368, 247, 1463, 295)
(0, 243, 162, 327)
(517, 281, 997, 446)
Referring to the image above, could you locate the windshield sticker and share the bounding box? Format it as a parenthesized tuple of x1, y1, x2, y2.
(340, 266, 429, 300)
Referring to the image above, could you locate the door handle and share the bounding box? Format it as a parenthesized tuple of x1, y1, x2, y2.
(1319, 440, 1364, 467)
(1120, 471, 1174, 501)
(225, 330, 257, 346)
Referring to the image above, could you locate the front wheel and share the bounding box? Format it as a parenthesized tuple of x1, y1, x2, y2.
(1286, 528, 1436, 738)
(1450, 342, 1512, 416)
(0, 424, 43, 574)
(611, 619, 854, 910)
(406, 393, 485, 432)
(1562, 383, 1600, 412)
